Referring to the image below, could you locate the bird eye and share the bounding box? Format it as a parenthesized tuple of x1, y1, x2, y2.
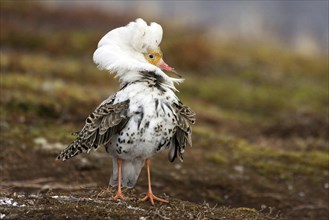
(148, 54, 154, 59)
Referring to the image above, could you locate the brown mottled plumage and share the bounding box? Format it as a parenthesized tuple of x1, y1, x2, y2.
(57, 98, 130, 160)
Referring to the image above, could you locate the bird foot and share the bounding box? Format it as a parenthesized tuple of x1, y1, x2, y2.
(113, 191, 126, 201)
(97, 187, 112, 198)
(140, 192, 168, 205)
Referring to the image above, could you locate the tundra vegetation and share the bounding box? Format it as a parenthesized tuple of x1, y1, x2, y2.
(0, 2, 328, 219)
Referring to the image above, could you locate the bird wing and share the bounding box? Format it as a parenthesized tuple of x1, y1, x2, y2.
(56, 98, 130, 161)
(168, 102, 196, 162)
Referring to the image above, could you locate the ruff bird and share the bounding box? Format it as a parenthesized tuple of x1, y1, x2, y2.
(57, 18, 195, 205)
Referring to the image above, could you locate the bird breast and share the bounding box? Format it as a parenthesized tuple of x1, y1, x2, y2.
(106, 82, 178, 160)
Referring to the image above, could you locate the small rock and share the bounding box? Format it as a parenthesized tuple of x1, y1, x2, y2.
(234, 165, 244, 173)
(174, 164, 182, 170)
(76, 157, 96, 171)
(34, 137, 47, 146)
(33, 137, 65, 152)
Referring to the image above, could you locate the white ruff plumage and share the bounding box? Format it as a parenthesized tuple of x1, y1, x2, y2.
(93, 18, 184, 89)
(57, 18, 195, 190)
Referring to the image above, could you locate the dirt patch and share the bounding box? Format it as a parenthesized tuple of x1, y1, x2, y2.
(0, 190, 277, 220)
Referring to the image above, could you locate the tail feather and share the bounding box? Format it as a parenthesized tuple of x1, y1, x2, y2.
(110, 158, 144, 188)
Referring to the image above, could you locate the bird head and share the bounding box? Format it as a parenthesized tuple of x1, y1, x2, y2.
(144, 49, 179, 75)
(93, 18, 182, 86)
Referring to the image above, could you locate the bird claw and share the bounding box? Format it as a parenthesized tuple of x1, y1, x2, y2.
(140, 192, 168, 205)
(97, 187, 111, 198)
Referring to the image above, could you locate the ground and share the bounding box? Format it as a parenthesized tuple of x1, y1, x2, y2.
(0, 2, 328, 220)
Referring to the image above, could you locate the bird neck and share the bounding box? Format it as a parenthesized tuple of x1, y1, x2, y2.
(118, 70, 183, 93)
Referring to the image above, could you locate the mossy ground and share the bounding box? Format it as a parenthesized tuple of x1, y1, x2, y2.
(1, 2, 328, 220)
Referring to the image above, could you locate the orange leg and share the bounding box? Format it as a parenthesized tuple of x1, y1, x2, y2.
(113, 159, 125, 200)
(140, 159, 168, 205)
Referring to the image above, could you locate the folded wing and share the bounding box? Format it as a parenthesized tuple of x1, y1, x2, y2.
(168, 102, 196, 162)
(57, 98, 130, 160)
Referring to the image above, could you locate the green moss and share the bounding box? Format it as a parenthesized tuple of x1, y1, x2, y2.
(191, 92, 327, 178)
(192, 126, 216, 138)
(1, 73, 42, 90)
(203, 132, 328, 178)
(183, 72, 327, 125)
(209, 153, 229, 165)
(303, 151, 329, 168)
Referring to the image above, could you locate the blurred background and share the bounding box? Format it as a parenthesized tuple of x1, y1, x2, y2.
(1, 1, 328, 219)
(48, 0, 329, 56)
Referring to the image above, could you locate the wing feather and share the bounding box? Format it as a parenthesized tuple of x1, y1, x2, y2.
(168, 102, 195, 162)
(57, 99, 130, 160)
